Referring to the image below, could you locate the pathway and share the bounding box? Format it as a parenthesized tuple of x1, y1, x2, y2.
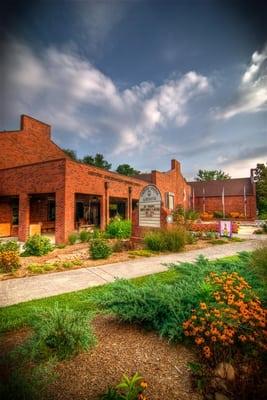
(0, 240, 260, 307)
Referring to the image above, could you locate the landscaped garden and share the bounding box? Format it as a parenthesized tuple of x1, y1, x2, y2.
(0, 243, 266, 399)
(0, 210, 251, 280)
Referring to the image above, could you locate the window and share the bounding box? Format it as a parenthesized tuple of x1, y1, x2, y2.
(48, 200, 55, 221)
(165, 192, 175, 210)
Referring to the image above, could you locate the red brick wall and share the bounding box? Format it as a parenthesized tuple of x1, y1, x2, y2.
(194, 195, 256, 219)
(0, 115, 67, 170)
(151, 160, 191, 210)
(0, 200, 12, 223)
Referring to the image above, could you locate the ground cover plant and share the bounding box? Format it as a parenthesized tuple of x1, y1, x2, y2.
(22, 234, 53, 256)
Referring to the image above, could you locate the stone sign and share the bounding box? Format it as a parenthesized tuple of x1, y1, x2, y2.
(139, 185, 161, 227)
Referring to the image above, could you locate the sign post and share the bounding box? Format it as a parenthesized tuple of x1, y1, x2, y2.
(139, 185, 162, 228)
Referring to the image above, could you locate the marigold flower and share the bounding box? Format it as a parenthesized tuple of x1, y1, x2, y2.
(140, 381, 148, 389)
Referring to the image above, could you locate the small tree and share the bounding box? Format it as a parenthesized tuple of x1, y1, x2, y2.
(63, 148, 78, 161)
(195, 169, 231, 181)
(82, 153, 112, 170)
(116, 164, 140, 176)
(254, 163, 267, 217)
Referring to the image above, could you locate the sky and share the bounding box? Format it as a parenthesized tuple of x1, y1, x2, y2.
(1, 0, 267, 179)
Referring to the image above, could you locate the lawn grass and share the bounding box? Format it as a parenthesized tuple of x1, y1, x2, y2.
(0, 268, 180, 334)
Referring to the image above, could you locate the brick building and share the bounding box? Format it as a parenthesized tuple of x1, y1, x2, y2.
(189, 177, 257, 219)
(0, 115, 190, 243)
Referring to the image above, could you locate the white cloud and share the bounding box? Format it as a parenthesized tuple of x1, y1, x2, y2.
(2, 39, 211, 156)
(215, 45, 267, 119)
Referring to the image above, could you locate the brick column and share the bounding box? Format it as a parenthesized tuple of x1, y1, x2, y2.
(18, 193, 30, 242)
(104, 182, 110, 227)
(100, 195, 106, 231)
(128, 186, 133, 220)
(55, 190, 75, 244)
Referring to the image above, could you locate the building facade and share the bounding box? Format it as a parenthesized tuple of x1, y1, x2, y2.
(0, 115, 191, 243)
(189, 177, 257, 219)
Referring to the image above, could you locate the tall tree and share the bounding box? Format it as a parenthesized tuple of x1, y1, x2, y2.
(116, 164, 140, 176)
(254, 163, 267, 217)
(195, 169, 231, 181)
(82, 153, 112, 170)
(63, 148, 78, 161)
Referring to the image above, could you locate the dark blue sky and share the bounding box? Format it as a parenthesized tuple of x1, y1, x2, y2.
(1, 0, 267, 178)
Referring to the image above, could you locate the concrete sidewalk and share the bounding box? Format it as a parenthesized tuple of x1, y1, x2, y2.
(0, 240, 259, 307)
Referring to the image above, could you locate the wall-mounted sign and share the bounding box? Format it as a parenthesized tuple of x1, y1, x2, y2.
(139, 185, 161, 227)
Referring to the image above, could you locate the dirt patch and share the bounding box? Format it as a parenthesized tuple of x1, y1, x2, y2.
(47, 316, 201, 400)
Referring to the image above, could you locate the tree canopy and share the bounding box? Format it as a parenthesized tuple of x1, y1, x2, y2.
(254, 163, 267, 218)
(63, 148, 78, 161)
(81, 153, 112, 170)
(195, 169, 231, 181)
(116, 164, 140, 177)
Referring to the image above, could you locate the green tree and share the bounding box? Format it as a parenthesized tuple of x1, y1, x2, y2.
(116, 164, 140, 176)
(63, 148, 78, 161)
(254, 163, 267, 217)
(82, 153, 112, 170)
(195, 169, 231, 181)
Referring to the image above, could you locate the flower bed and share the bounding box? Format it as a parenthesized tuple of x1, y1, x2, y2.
(189, 222, 239, 233)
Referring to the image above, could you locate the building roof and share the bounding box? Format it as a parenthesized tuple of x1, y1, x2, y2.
(188, 178, 254, 197)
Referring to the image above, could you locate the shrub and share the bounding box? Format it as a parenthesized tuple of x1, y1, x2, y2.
(210, 239, 228, 245)
(0, 250, 20, 272)
(100, 373, 148, 400)
(213, 211, 223, 219)
(56, 243, 66, 249)
(112, 240, 123, 253)
(183, 271, 267, 363)
(19, 304, 96, 361)
(1, 361, 56, 400)
(0, 240, 20, 253)
(106, 218, 132, 239)
(262, 222, 267, 233)
(200, 212, 213, 221)
(23, 234, 53, 256)
(79, 230, 91, 242)
(68, 232, 79, 245)
(250, 244, 267, 286)
(144, 228, 186, 252)
(90, 238, 112, 259)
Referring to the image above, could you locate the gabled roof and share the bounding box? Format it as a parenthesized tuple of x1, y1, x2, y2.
(188, 178, 254, 197)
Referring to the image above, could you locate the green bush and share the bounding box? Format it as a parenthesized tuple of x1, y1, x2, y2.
(213, 210, 223, 218)
(18, 304, 96, 361)
(0, 250, 20, 273)
(144, 228, 186, 252)
(250, 244, 267, 287)
(0, 361, 56, 400)
(79, 230, 91, 242)
(106, 218, 132, 239)
(68, 232, 79, 245)
(0, 240, 20, 253)
(98, 252, 266, 341)
(90, 238, 112, 259)
(22, 235, 53, 256)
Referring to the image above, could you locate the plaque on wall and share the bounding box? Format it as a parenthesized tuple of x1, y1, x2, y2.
(139, 185, 161, 228)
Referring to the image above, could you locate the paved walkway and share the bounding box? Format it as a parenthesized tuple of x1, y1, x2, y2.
(0, 240, 260, 307)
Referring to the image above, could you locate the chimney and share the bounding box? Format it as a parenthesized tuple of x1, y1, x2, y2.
(20, 115, 51, 138)
(171, 159, 180, 173)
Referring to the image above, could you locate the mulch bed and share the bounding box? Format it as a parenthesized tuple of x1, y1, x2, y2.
(48, 316, 202, 400)
(0, 316, 202, 400)
(0, 241, 212, 281)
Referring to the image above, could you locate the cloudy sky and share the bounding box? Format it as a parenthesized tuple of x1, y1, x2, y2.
(1, 0, 267, 179)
